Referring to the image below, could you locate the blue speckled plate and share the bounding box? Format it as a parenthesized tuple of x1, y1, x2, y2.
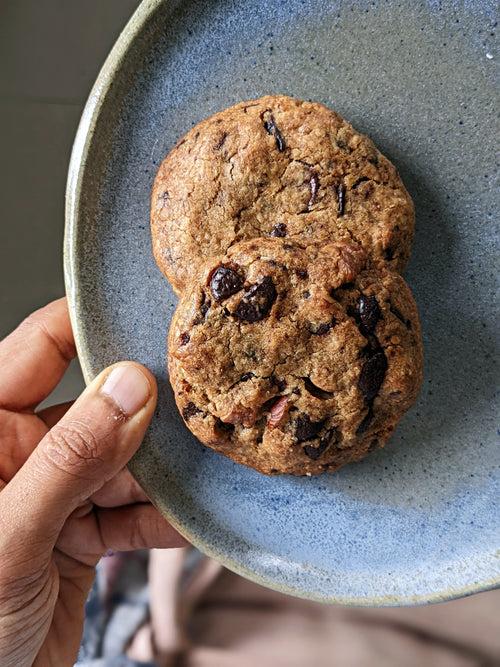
(65, 0, 499, 605)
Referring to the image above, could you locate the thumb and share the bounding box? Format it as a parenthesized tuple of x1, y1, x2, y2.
(0, 362, 156, 551)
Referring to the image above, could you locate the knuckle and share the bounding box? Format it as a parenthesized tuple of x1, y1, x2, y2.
(19, 311, 74, 361)
(129, 512, 152, 550)
(43, 420, 103, 474)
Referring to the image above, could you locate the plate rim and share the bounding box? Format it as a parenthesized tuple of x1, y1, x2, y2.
(64, 0, 500, 606)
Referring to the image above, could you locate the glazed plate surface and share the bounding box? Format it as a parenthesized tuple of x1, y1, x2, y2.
(65, 0, 499, 604)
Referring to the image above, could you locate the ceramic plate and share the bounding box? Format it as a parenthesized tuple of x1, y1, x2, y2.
(65, 0, 499, 605)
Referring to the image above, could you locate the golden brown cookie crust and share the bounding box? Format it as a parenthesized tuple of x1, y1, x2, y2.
(152, 95, 414, 294)
(168, 238, 423, 476)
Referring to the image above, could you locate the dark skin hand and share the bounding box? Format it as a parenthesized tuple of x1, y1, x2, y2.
(0, 298, 185, 667)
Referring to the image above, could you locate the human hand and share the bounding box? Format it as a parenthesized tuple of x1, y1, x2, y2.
(0, 298, 184, 667)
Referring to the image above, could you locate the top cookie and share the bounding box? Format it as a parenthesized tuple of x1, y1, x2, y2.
(151, 95, 414, 294)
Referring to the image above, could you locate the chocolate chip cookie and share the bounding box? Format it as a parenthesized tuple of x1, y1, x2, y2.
(152, 95, 414, 294)
(168, 238, 423, 475)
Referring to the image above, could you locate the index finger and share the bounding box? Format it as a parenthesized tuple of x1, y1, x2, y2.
(0, 298, 76, 411)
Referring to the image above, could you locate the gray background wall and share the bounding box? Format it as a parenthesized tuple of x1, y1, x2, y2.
(0, 0, 140, 402)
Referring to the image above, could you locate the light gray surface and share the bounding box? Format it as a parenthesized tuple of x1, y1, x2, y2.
(0, 0, 140, 403)
(66, 0, 499, 604)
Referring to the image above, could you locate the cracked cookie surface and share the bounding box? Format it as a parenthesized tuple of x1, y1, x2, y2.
(152, 95, 415, 294)
(168, 238, 423, 475)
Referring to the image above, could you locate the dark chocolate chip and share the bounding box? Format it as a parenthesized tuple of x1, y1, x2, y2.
(303, 427, 339, 459)
(368, 154, 379, 166)
(214, 132, 228, 150)
(308, 172, 319, 209)
(390, 304, 405, 322)
(312, 323, 331, 335)
(356, 408, 374, 434)
(358, 351, 388, 402)
(210, 266, 244, 301)
(261, 395, 283, 412)
(215, 418, 235, 434)
(357, 295, 381, 335)
(346, 304, 357, 319)
(329, 285, 349, 300)
(296, 269, 308, 280)
(336, 138, 348, 150)
(303, 443, 324, 460)
(337, 282, 355, 292)
(352, 176, 370, 189)
(263, 112, 285, 151)
(384, 246, 394, 261)
(268, 260, 288, 272)
(240, 372, 255, 382)
(309, 318, 336, 336)
(295, 414, 325, 442)
(194, 292, 211, 324)
(390, 304, 412, 329)
(200, 297, 211, 319)
(303, 377, 334, 400)
(336, 183, 346, 216)
(270, 222, 287, 237)
(270, 375, 287, 392)
(302, 290, 311, 299)
(361, 336, 382, 357)
(179, 331, 190, 345)
(233, 276, 277, 323)
(182, 402, 201, 420)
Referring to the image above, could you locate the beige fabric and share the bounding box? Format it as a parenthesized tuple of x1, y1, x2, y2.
(128, 548, 500, 667)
